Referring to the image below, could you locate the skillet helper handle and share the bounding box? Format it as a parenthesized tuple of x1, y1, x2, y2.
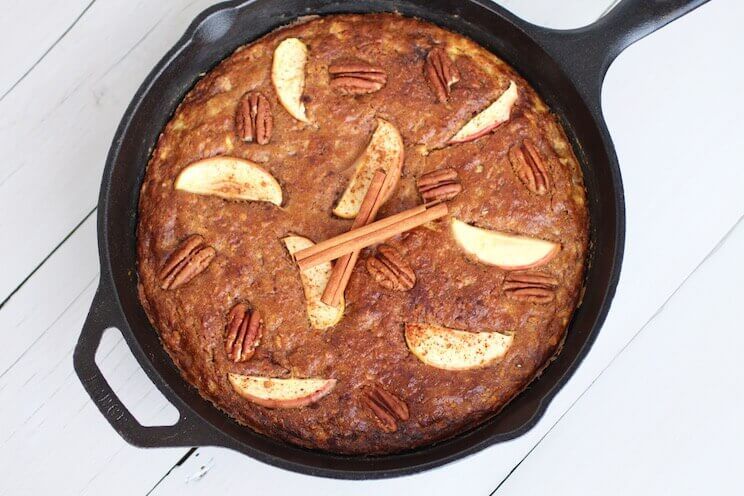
(534, 0, 709, 103)
(74, 278, 211, 448)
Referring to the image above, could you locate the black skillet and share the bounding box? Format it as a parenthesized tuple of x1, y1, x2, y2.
(73, 0, 708, 479)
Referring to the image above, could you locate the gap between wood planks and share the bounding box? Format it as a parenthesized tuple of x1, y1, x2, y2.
(0, 207, 96, 312)
(489, 212, 744, 495)
(145, 449, 198, 496)
(0, 0, 97, 104)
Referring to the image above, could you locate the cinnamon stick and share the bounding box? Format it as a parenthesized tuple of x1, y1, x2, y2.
(321, 168, 403, 306)
(321, 171, 387, 306)
(295, 205, 427, 264)
(297, 202, 448, 271)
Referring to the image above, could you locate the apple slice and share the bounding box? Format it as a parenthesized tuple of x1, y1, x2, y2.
(272, 38, 310, 123)
(449, 80, 518, 144)
(228, 373, 336, 408)
(405, 323, 513, 370)
(174, 156, 283, 206)
(451, 218, 559, 270)
(332, 118, 404, 219)
(283, 235, 345, 329)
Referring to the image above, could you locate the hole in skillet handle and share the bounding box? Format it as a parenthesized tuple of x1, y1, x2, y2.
(73, 277, 213, 448)
(95, 327, 179, 427)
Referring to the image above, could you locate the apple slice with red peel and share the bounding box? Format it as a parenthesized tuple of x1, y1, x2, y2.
(272, 38, 310, 123)
(451, 218, 560, 270)
(228, 373, 336, 408)
(405, 323, 513, 370)
(174, 156, 282, 206)
(283, 235, 345, 329)
(332, 118, 404, 219)
(449, 80, 518, 144)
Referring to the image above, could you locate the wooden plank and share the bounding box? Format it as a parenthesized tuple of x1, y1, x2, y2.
(495, 220, 744, 495)
(0, 0, 92, 98)
(0, 215, 188, 495)
(0, 0, 220, 303)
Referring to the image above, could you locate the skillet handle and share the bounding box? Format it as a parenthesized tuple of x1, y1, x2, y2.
(532, 0, 709, 105)
(583, 0, 709, 61)
(73, 277, 213, 447)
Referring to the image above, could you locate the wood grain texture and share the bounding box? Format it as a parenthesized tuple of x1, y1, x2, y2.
(497, 219, 744, 495)
(0, 0, 220, 302)
(0, 217, 187, 496)
(0, 0, 92, 98)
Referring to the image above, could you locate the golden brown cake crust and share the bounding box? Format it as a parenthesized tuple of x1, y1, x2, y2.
(136, 13, 589, 454)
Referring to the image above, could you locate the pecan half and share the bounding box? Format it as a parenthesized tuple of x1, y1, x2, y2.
(366, 244, 416, 291)
(503, 272, 559, 303)
(416, 168, 462, 202)
(360, 385, 410, 433)
(328, 62, 387, 95)
(424, 47, 460, 102)
(224, 303, 263, 363)
(158, 235, 216, 290)
(509, 139, 551, 195)
(235, 91, 273, 144)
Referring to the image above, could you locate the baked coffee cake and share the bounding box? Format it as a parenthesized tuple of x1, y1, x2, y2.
(136, 13, 589, 454)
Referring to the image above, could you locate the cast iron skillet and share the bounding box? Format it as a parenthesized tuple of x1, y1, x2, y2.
(74, 0, 708, 479)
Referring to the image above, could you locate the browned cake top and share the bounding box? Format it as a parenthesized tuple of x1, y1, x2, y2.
(136, 13, 588, 454)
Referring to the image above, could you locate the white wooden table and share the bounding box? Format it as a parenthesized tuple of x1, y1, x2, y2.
(1, 1, 742, 494)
